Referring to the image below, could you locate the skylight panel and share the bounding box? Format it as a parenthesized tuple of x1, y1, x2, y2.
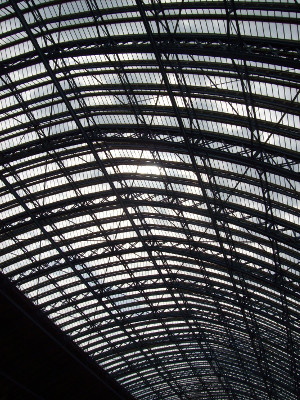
(1, 2, 299, 399)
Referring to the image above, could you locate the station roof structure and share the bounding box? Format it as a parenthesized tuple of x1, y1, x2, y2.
(0, 1, 299, 399)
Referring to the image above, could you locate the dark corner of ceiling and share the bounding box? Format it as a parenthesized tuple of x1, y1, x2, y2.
(0, 272, 136, 400)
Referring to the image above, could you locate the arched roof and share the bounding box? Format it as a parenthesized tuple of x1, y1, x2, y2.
(0, 1, 299, 399)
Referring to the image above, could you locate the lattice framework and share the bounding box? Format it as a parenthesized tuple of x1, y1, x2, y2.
(0, 1, 300, 399)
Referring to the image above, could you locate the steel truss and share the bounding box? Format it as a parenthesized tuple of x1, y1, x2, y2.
(0, 1, 299, 399)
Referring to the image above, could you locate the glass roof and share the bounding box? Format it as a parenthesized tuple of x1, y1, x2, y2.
(0, 1, 299, 399)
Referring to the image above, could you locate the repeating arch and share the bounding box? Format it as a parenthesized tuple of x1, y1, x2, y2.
(0, 1, 299, 399)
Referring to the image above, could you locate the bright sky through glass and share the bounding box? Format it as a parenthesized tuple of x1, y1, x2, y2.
(0, 1, 300, 399)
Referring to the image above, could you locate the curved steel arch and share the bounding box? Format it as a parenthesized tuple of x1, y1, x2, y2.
(0, 1, 300, 400)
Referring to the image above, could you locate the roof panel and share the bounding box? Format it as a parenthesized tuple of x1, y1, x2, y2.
(0, 1, 299, 399)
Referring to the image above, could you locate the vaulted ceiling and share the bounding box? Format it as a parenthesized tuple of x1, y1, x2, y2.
(0, 1, 299, 399)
